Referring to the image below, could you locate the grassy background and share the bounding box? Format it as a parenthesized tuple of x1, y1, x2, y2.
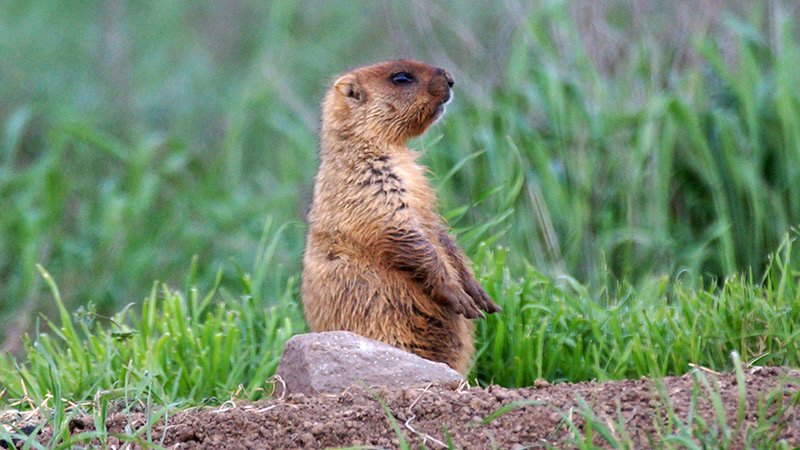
(2, 0, 800, 406)
(2, 1, 800, 448)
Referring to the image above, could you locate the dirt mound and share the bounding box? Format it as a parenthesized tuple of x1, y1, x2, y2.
(27, 366, 800, 449)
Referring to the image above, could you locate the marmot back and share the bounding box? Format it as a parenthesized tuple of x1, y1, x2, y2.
(302, 60, 500, 373)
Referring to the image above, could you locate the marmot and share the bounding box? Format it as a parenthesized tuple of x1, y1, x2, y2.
(302, 60, 500, 373)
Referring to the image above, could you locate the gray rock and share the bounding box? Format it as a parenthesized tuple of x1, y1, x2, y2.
(274, 331, 464, 395)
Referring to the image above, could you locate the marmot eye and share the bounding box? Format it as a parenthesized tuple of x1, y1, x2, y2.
(390, 72, 415, 85)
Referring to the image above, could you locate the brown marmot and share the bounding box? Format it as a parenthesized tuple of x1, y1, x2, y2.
(301, 60, 500, 373)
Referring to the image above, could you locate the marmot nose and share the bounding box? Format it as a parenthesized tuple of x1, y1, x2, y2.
(437, 68, 454, 88)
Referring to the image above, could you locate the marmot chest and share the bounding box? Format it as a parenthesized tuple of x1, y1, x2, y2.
(349, 154, 435, 219)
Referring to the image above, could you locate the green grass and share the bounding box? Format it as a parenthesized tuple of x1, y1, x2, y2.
(3, 228, 796, 408)
(472, 230, 800, 387)
(1, 231, 798, 449)
(0, 219, 301, 405)
(2, 2, 800, 341)
(2, 1, 800, 449)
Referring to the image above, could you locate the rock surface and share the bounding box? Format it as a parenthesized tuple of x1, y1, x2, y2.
(274, 331, 464, 395)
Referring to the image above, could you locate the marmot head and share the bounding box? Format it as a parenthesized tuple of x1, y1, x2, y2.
(322, 60, 454, 146)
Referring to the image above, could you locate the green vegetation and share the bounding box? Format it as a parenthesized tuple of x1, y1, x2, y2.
(0, 221, 300, 405)
(1, 1, 800, 448)
(474, 231, 800, 387)
(2, 229, 797, 398)
(4, 1, 800, 343)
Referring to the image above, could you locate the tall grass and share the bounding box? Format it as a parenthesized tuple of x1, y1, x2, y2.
(425, 6, 800, 287)
(1, 0, 800, 394)
(1, 229, 796, 408)
(0, 238, 797, 450)
(0, 220, 301, 405)
(3, 2, 800, 348)
(473, 230, 800, 387)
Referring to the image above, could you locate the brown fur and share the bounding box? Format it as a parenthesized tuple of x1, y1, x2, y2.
(301, 60, 500, 373)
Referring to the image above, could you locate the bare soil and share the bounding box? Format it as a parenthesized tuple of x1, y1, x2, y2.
(22, 366, 800, 449)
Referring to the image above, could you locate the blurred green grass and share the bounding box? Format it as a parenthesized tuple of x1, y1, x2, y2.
(1, 0, 800, 358)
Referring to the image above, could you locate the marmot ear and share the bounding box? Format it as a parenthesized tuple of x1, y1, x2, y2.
(334, 75, 364, 103)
